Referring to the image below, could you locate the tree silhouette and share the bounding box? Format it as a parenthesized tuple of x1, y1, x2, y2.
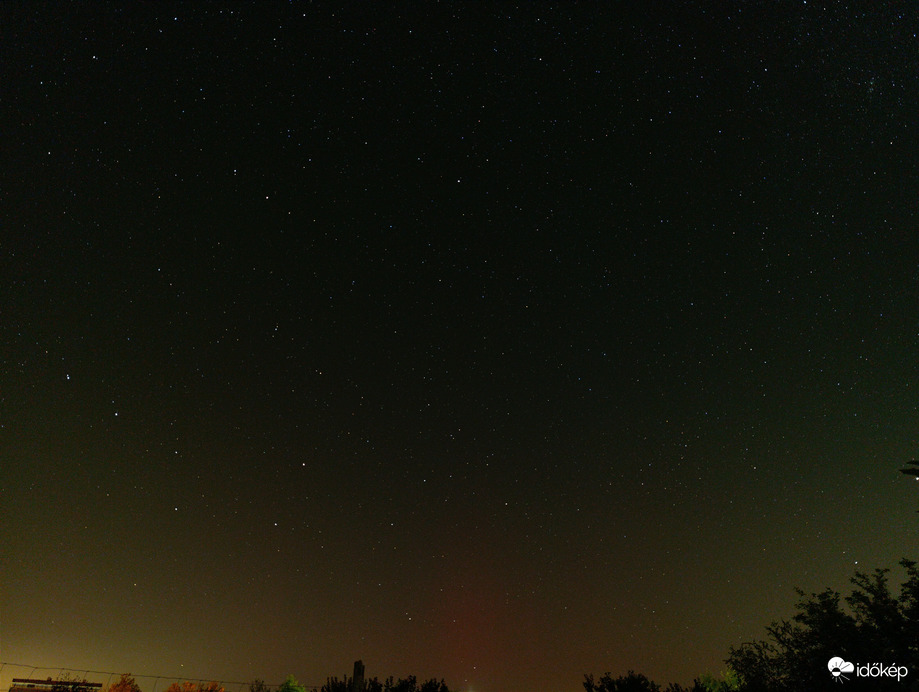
(583, 671, 666, 692)
(108, 675, 142, 692)
(50, 674, 93, 692)
(165, 683, 197, 692)
(320, 676, 350, 692)
(277, 676, 305, 692)
(322, 676, 448, 692)
(696, 668, 742, 692)
(165, 682, 224, 692)
(584, 668, 737, 691)
(726, 559, 919, 691)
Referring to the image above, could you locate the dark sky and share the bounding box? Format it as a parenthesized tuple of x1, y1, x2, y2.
(3, 3, 919, 691)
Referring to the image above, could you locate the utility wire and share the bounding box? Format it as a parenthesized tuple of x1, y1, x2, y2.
(0, 664, 322, 691)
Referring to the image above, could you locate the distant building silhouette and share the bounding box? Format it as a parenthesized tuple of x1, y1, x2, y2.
(10, 680, 102, 692)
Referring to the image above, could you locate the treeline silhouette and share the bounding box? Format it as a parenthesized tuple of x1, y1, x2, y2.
(257, 674, 448, 692)
(585, 558, 919, 692)
(51, 672, 449, 692)
(20, 556, 919, 692)
(319, 675, 447, 692)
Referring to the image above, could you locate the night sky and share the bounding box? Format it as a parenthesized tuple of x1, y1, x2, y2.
(3, 3, 919, 692)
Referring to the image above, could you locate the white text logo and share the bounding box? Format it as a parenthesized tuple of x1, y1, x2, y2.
(828, 657, 909, 683)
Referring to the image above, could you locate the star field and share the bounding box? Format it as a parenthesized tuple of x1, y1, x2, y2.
(3, 4, 919, 692)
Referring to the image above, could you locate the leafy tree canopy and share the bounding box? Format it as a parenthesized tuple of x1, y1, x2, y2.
(727, 558, 919, 692)
(108, 675, 142, 692)
(165, 682, 224, 692)
(584, 671, 665, 692)
(277, 676, 305, 692)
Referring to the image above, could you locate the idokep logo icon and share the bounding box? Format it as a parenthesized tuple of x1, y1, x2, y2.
(828, 657, 909, 683)
(828, 658, 854, 682)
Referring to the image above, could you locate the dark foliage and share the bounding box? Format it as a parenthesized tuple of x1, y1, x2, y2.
(108, 675, 142, 692)
(727, 558, 919, 691)
(583, 671, 710, 692)
(584, 671, 664, 692)
(50, 675, 94, 692)
(321, 676, 448, 692)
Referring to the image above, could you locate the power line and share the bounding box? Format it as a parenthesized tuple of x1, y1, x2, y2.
(0, 664, 323, 692)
